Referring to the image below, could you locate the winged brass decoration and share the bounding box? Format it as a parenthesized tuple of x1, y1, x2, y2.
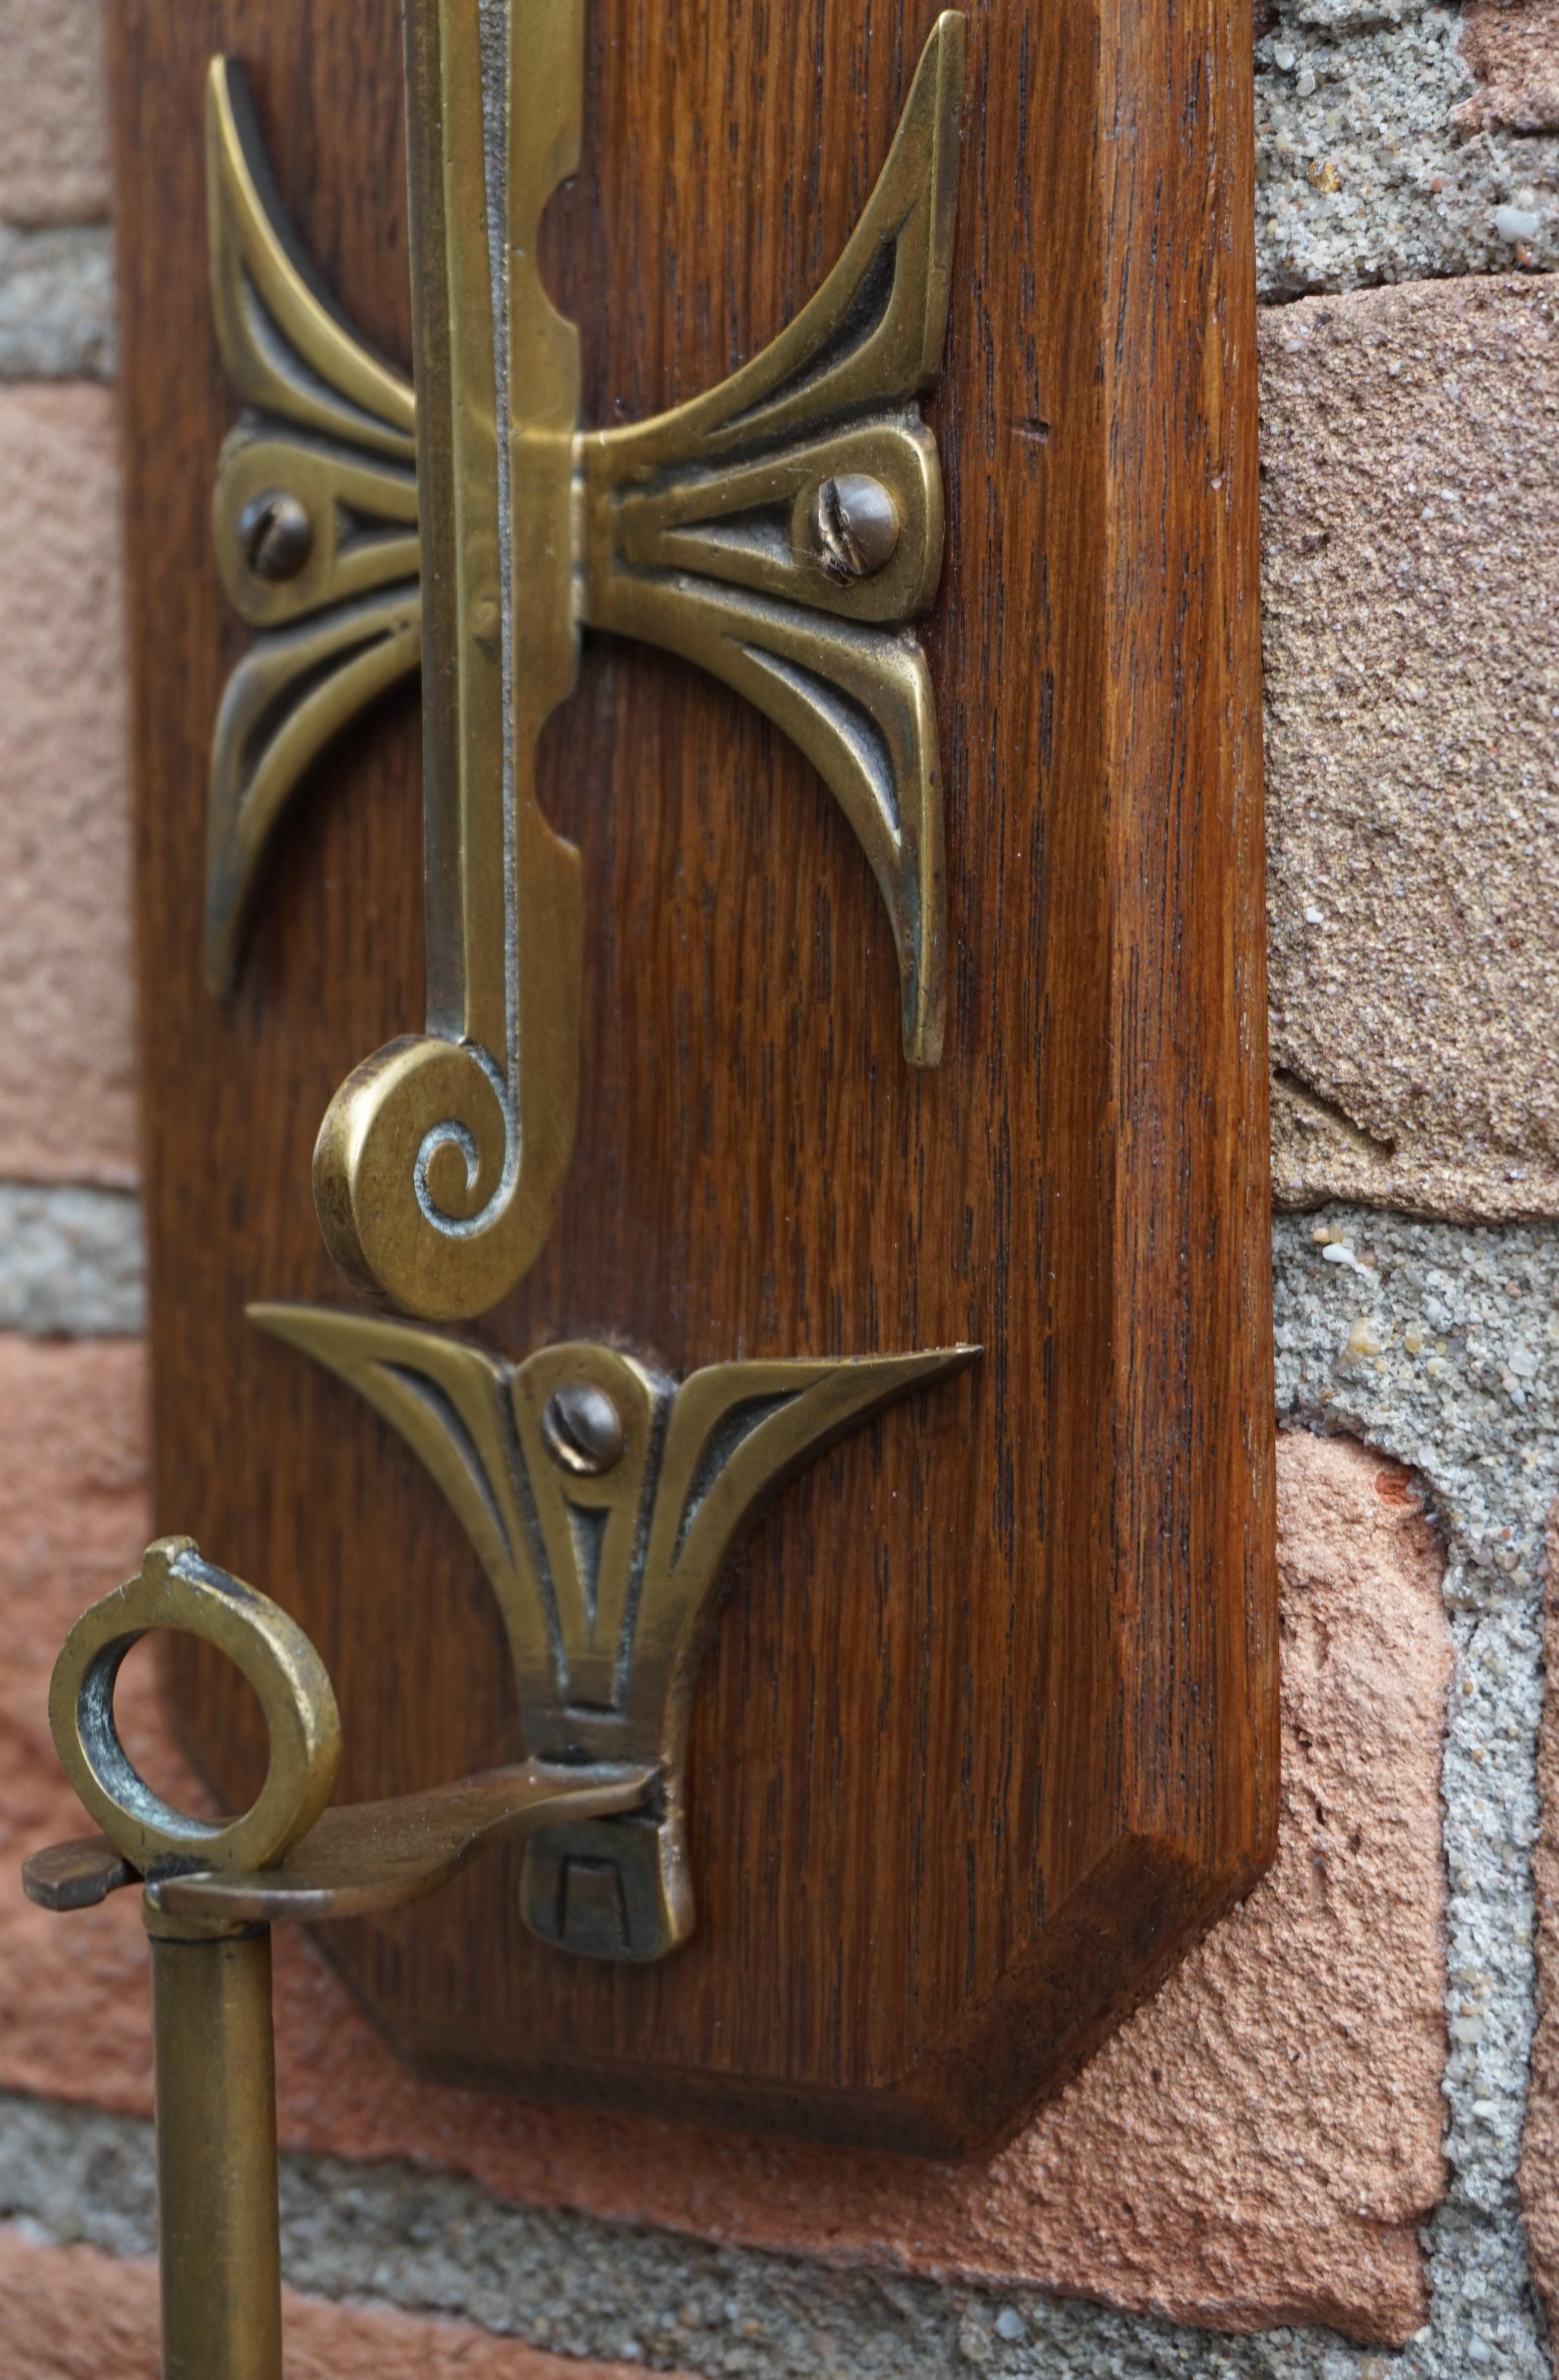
(205, 58, 421, 1003)
(251, 1301, 975, 1959)
(208, 11, 966, 1323)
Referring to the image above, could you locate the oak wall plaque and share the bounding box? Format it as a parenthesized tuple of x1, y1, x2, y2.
(112, 0, 1277, 2155)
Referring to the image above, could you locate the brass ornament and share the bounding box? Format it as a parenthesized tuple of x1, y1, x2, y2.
(250, 1301, 978, 1959)
(205, 56, 421, 1005)
(47, 1536, 341, 1879)
(27, 1544, 654, 2380)
(34, 1539, 654, 1923)
(206, 7, 967, 1322)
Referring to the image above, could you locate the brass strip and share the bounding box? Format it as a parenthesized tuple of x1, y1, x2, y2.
(312, 0, 585, 1323)
(148, 1760, 653, 1925)
(149, 1923, 282, 2380)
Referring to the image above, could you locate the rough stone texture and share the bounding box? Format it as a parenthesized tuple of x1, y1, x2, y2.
(0, 0, 110, 229)
(0, 2097, 1409, 2380)
(0, 226, 115, 380)
(261, 1441, 1450, 2347)
(0, 1186, 144, 1336)
(1519, 1494, 1559, 2327)
(1455, 0, 1559, 134)
(1272, 1210, 1559, 2378)
(0, 1214, 1551, 2372)
(0, 386, 136, 1186)
(0, 2225, 658, 2380)
(1262, 277, 1559, 1222)
(0, 1339, 158, 2108)
(0, 1323, 1453, 2350)
(1255, 4, 1559, 295)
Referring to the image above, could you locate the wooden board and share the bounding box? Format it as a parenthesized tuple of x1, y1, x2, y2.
(113, 0, 1278, 2153)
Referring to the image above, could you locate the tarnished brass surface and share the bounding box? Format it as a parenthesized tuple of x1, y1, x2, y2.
(36, 1539, 656, 1915)
(252, 1301, 976, 1957)
(207, 58, 414, 451)
(28, 1544, 657, 2375)
(207, 586, 423, 1000)
(580, 10, 965, 1068)
(150, 1923, 282, 2380)
(20, 1832, 135, 1911)
(42, 1541, 326, 2380)
(206, 11, 965, 1322)
(48, 1537, 341, 1880)
(205, 56, 421, 1001)
(150, 1759, 652, 1924)
(311, 0, 585, 1322)
(214, 431, 419, 632)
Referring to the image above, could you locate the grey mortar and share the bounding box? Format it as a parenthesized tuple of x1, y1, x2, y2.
(1268, 1208, 1559, 2379)
(3, 6, 1552, 392)
(1, 11, 1554, 2367)
(3, 1206, 1556, 2378)
(0, 1184, 145, 1337)
(0, 225, 115, 379)
(1255, 3, 1559, 297)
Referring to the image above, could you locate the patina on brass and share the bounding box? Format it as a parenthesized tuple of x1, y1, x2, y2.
(251, 1301, 977, 1959)
(205, 56, 421, 1004)
(206, 7, 966, 1324)
(49, 1535, 342, 1877)
(146, 1916, 283, 2380)
(310, 0, 587, 1324)
(25, 1540, 655, 2380)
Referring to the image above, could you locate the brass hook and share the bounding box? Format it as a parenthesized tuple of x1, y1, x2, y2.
(25, 1540, 654, 2380)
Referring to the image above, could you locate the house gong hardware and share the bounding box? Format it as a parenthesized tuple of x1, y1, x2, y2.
(208, 3, 967, 1321)
(28, 6, 1001, 2349)
(106, 0, 1277, 2169)
(248, 1305, 976, 1959)
(192, 0, 981, 1971)
(25, 1540, 657, 2380)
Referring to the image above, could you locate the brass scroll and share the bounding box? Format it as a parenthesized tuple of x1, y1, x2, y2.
(312, 0, 586, 1320)
(207, 8, 967, 1323)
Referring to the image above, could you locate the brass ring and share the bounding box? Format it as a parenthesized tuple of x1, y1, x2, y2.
(48, 1537, 341, 1878)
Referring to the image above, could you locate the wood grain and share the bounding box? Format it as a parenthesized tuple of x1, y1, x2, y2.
(113, 0, 1277, 2153)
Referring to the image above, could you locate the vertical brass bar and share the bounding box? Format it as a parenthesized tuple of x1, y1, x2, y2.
(148, 1909, 282, 2380)
(311, 0, 585, 1324)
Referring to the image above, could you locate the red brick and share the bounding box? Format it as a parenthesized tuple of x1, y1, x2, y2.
(0, 388, 135, 1186)
(1455, 0, 1559, 134)
(0, 1, 109, 227)
(0, 2226, 662, 2380)
(0, 1367, 1453, 2346)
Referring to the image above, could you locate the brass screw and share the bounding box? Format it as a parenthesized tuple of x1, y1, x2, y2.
(815, 473, 900, 583)
(541, 1381, 625, 1476)
(239, 489, 314, 581)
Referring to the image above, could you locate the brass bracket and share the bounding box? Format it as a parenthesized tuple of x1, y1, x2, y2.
(249, 1303, 976, 1959)
(24, 1541, 657, 2380)
(207, 7, 966, 1321)
(30, 1539, 655, 1930)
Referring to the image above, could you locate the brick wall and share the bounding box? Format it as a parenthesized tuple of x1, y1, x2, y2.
(0, 3, 1555, 2375)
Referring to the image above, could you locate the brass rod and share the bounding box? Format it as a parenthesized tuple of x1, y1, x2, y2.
(149, 1914, 282, 2380)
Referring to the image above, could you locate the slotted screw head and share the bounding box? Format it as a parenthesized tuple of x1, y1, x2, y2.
(815, 473, 900, 582)
(239, 489, 314, 581)
(541, 1381, 625, 1476)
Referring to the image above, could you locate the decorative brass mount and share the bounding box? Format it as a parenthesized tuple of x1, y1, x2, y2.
(207, 4, 966, 1321)
(25, 1540, 656, 2380)
(250, 1304, 976, 1958)
(194, 0, 978, 1982)
(21, 1296, 964, 2361)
